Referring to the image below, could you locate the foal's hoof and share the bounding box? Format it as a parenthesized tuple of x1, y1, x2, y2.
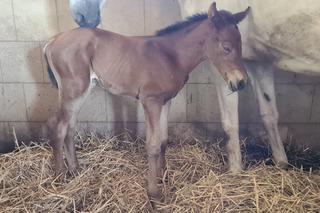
(148, 189, 164, 210)
(54, 170, 67, 182)
(66, 167, 80, 178)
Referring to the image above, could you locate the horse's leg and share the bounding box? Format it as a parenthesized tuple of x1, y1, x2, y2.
(213, 68, 242, 172)
(246, 62, 288, 166)
(142, 98, 166, 200)
(157, 100, 171, 179)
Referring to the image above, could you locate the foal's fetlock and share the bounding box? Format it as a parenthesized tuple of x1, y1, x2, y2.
(66, 166, 80, 178)
(148, 184, 164, 204)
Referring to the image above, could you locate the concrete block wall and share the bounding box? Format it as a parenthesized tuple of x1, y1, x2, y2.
(0, 0, 319, 151)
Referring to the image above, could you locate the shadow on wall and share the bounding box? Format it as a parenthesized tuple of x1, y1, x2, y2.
(22, 1, 59, 144)
(107, 93, 139, 137)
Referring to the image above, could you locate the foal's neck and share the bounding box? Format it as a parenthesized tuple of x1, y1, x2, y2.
(160, 21, 211, 74)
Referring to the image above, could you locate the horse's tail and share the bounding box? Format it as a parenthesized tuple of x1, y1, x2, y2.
(43, 40, 58, 88)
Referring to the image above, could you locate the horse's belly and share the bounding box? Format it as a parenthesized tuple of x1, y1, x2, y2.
(242, 0, 320, 74)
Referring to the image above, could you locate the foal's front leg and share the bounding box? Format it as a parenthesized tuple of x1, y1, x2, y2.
(142, 98, 168, 200)
(158, 101, 171, 179)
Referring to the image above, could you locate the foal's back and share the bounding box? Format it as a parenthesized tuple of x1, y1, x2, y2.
(46, 28, 185, 100)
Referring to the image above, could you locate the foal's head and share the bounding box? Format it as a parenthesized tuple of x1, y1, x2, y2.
(204, 2, 250, 92)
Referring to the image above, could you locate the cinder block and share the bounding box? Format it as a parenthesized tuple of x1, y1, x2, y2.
(170, 86, 187, 122)
(247, 123, 267, 141)
(8, 122, 44, 143)
(145, 0, 181, 34)
(274, 69, 295, 84)
(186, 84, 221, 122)
(0, 122, 14, 153)
(24, 83, 58, 122)
(106, 92, 144, 122)
(286, 124, 320, 150)
(275, 84, 314, 123)
(0, 122, 10, 141)
(78, 87, 108, 122)
(205, 123, 226, 140)
(13, 0, 59, 41)
(293, 73, 320, 84)
(56, 0, 78, 32)
(0, 0, 16, 40)
(238, 84, 261, 123)
(189, 61, 215, 84)
(107, 122, 146, 138)
(0, 83, 27, 121)
(206, 123, 253, 140)
(0, 42, 43, 83)
(101, 0, 144, 36)
(310, 85, 320, 122)
(86, 122, 110, 136)
(169, 122, 207, 140)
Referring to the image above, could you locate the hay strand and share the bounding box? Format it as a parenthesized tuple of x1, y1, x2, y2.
(0, 135, 319, 212)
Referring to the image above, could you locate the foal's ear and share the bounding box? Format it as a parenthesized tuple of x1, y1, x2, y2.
(233, 7, 251, 24)
(208, 2, 218, 18)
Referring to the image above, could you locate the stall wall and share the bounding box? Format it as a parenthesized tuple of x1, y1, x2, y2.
(0, 0, 319, 151)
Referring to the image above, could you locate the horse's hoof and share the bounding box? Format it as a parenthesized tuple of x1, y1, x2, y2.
(276, 160, 289, 170)
(228, 164, 243, 173)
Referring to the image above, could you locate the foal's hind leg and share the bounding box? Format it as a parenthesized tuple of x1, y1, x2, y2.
(64, 84, 93, 174)
(246, 62, 288, 166)
(48, 78, 92, 176)
(47, 106, 74, 175)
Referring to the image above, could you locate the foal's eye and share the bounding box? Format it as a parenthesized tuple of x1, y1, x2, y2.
(221, 42, 232, 55)
(223, 45, 232, 54)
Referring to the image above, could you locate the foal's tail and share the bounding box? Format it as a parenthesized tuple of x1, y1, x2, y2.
(43, 40, 58, 88)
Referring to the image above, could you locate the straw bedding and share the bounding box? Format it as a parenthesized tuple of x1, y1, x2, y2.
(0, 134, 319, 212)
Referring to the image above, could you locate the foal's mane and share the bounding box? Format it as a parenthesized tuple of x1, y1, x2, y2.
(156, 11, 237, 36)
(156, 13, 208, 36)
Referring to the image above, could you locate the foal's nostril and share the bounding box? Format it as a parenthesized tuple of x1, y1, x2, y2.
(237, 80, 246, 90)
(229, 82, 236, 92)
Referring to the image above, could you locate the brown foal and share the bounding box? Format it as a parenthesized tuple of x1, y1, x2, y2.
(45, 2, 250, 199)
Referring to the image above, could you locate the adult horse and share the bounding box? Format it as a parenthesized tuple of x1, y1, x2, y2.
(44, 2, 250, 200)
(178, 0, 320, 172)
(69, 0, 106, 28)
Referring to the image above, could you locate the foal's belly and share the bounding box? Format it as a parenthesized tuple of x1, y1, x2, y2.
(92, 71, 140, 99)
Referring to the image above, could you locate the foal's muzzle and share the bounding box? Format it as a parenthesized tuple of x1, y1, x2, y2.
(227, 69, 248, 92)
(229, 79, 246, 92)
